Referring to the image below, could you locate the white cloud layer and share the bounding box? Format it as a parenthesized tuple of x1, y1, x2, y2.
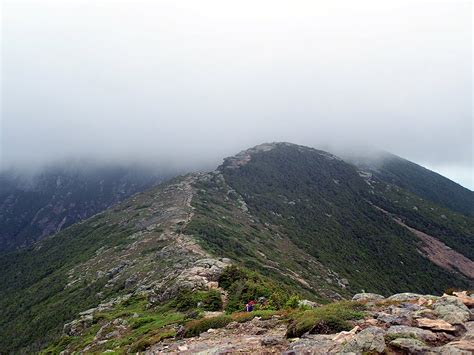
(1, 1, 472, 188)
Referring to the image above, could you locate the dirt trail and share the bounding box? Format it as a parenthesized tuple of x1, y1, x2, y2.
(147, 318, 288, 354)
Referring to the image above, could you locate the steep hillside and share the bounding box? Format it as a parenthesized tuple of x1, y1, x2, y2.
(0, 143, 472, 353)
(218, 143, 472, 294)
(0, 163, 169, 252)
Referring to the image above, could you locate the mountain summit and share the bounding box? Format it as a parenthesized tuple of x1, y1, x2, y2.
(0, 143, 472, 352)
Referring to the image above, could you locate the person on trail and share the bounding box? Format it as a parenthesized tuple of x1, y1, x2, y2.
(245, 300, 255, 312)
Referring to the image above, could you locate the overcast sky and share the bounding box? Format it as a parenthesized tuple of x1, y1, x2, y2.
(1, 1, 473, 188)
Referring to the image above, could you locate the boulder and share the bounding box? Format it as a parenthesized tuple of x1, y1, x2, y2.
(341, 326, 386, 353)
(389, 338, 431, 352)
(352, 293, 385, 302)
(413, 309, 438, 319)
(298, 299, 319, 308)
(376, 312, 412, 326)
(461, 322, 474, 341)
(63, 314, 93, 336)
(386, 325, 438, 344)
(453, 291, 474, 308)
(434, 296, 471, 324)
(439, 340, 474, 353)
(416, 318, 456, 332)
(387, 293, 424, 302)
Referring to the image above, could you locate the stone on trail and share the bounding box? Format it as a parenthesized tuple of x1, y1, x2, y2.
(352, 293, 385, 302)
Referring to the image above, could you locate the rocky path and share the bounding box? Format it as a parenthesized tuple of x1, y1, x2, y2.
(147, 292, 474, 354)
(148, 317, 288, 354)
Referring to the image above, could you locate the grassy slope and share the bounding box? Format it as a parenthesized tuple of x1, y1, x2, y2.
(219, 144, 470, 295)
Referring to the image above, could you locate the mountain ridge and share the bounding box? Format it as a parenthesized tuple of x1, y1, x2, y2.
(0, 142, 472, 353)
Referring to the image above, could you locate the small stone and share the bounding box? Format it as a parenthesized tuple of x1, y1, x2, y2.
(225, 321, 240, 329)
(253, 327, 266, 335)
(260, 336, 285, 346)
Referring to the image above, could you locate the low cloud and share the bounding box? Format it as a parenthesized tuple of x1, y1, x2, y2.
(1, 1, 472, 188)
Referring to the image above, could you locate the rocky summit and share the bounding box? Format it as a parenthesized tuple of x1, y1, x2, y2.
(0, 142, 472, 353)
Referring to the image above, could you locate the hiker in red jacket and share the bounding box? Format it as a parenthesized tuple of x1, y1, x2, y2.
(245, 300, 256, 312)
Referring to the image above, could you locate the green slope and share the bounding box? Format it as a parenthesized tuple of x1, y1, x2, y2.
(348, 152, 474, 216)
(219, 143, 471, 294)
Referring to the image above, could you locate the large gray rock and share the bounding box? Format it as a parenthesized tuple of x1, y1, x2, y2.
(298, 299, 319, 308)
(438, 341, 474, 354)
(341, 326, 386, 353)
(352, 293, 385, 302)
(387, 293, 424, 302)
(288, 334, 337, 353)
(376, 312, 412, 326)
(386, 325, 438, 344)
(389, 338, 431, 352)
(434, 296, 471, 324)
(63, 314, 93, 336)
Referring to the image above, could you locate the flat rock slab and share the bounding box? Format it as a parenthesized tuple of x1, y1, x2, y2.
(390, 338, 431, 352)
(386, 325, 438, 344)
(416, 318, 456, 332)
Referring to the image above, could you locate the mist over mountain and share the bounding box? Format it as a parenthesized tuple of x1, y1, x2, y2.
(0, 160, 178, 251)
(2, 1, 472, 189)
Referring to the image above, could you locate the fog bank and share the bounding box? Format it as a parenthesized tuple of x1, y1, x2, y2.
(1, 1, 472, 188)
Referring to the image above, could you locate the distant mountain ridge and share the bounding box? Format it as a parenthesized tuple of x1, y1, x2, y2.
(343, 151, 474, 216)
(0, 142, 472, 353)
(0, 163, 172, 251)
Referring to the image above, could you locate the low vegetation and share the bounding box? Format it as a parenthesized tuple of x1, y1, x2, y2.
(286, 301, 366, 337)
(218, 265, 292, 312)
